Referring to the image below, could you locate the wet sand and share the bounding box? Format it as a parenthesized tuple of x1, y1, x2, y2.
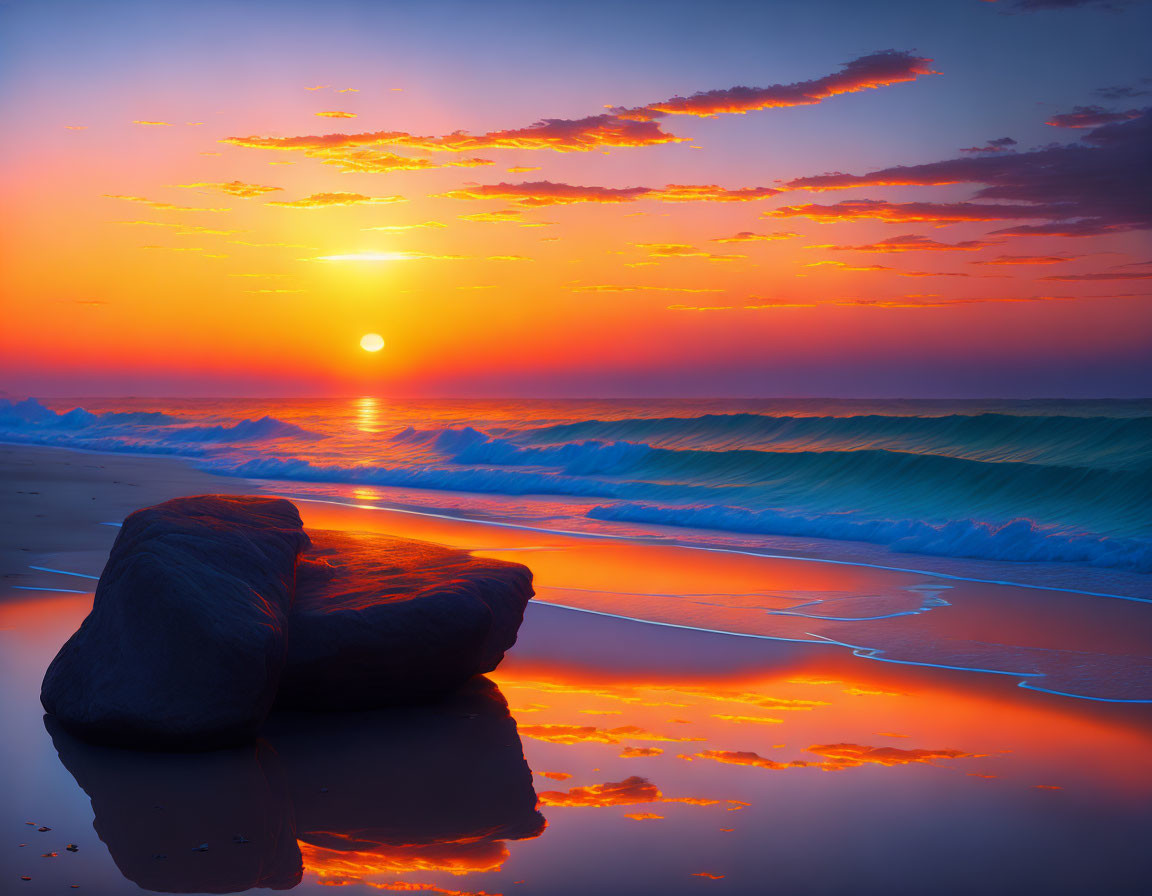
(2, 445, 1150, 894)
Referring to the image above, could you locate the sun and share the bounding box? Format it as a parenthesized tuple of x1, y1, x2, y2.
(360, 333, 385, 352)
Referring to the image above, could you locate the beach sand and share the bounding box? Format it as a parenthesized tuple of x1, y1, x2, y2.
(2, 445, 1150, 895)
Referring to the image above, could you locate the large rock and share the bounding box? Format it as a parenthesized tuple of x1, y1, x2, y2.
(41, 495, 310, 750)
(278, 528, 533, 708)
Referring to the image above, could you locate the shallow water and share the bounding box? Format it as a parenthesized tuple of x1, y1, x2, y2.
(3, 499, 1151, 895)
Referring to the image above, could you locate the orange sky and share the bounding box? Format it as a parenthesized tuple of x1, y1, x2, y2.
(2, 0, 1150, 396)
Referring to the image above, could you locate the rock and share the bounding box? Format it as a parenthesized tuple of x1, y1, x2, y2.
(278, 528, 533, 709)
(41, 496, 310, 749)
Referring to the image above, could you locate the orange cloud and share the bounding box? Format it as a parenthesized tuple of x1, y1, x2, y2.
(538, 776, 663, 807)
(361, 221, 447, 231)
(710, 231, 799, 242)
(620, 746, 664, 758)
(712, 714, 784, 724)
(808, 742, 974, 769)
(625, 813, 664, 821)
(772, 199, 1057, 224)
(507, 165, 542, 173)
(267, 191, 405, 208)
(821, 234, 997, 252)
(459, 208, 551, 226)
(538, 771, 572, 781)
(443, 181, 779, 207)
(315, 149, 493, 173)
(970, 254, 1072, 265)
(104, 194, 229, 212)
(316, 110, 358, 118)
(570, 284, 723, 293)
(133, 120, 173, 126)
(517, 724, 703, 745)
(635, 242, 746, 261)
(176, 180, 283, 198)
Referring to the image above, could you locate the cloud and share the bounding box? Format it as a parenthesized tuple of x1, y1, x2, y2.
(712, 714, 784, 724)
(361, 221, 447, 231)
(807, 743, 974, 769)
(634, 242, 745, 261)
(970, 254, 1072, 264)
(774, 199, 1085, 224)
(113, 220, 242, 235)
(508, 166, 542, 173)
(517, 724, 704, 745)
(1040, 271, 1152, 280)
(624, 813, 664, 820)
(133, 120, 173, 126)
(316, 110, 358, 118)
(710, 231, 799, 242)
(620, 746, 664, 758)
(267, 191, 405, 208)
(666, 293, 1132, 311)
(1046, 105, 1142, 128)
(312, 149, 494, 173)
(781, 111, 1151, 235)
(538, 771, 572, 781)
(304, 85, 329, 91)
(63, 125, 87, 130)
(820, 234, 997, 252)
(570, 284, 723, 293)
(308, 251, 466, 262)
(176, 180, 283, 197)
(538, 776, 662, 807)
(959, 137, 1017, 153)
(225, 52, 934, 158)
(103, 194, 229, 212)
(1094, 84, 1151, 101)
(459, 208, 552, 226)
(537, 776, 731, 810)
(686, 743, 974, 772)
(439, 180, 777, 207)
(617, 50, 935, 118)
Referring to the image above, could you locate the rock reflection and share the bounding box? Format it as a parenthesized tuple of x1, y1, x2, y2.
(47, 677, 544, 893)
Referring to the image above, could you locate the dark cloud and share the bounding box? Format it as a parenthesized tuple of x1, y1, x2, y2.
(1046, 105, 1142, 128)
(439, 181, 778, 206)
(781, 111, 1152, 236)
(960, 137, 1017, 153)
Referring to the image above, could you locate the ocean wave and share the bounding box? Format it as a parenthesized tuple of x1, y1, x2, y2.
(517, 412, 1152, 470)
(0, 398, 321, 450)
(206, 454, 622, 497)
(399, 426, 1151, 532)
(587, 503, 1152, 573)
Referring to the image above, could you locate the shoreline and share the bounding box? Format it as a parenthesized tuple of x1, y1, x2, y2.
(6, 439, 1149, 602)
(5, 442, 1152, 705)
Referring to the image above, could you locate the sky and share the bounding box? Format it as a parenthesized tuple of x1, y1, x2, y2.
(1, 0, 1150, 398)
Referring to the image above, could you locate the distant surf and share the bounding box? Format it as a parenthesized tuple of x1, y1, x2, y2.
(2, 396, 1150, 576)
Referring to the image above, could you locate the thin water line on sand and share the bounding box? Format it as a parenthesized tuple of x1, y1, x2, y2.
(11, 585, 91, 594)
(528, 602, 1152, 705)
(280, 495, 1146, 603)
(28, 566, 99, 580)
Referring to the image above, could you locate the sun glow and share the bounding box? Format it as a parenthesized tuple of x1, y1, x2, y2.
(360, 333, 385, 352)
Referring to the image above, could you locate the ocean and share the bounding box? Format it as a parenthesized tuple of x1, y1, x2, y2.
(2, 396, 1150, 595)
